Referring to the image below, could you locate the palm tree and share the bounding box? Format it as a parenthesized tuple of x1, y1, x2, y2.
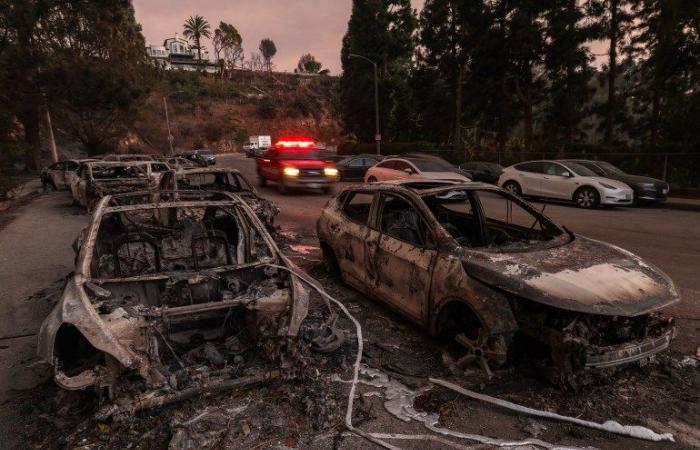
(183, 15, 211, 62)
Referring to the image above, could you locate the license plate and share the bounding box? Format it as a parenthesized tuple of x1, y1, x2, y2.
(307, 183, 321, 189)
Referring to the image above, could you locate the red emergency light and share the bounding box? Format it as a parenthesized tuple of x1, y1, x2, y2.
(274, 138, 316, 148)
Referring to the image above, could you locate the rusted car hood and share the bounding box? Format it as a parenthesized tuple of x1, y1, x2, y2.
(461, 236, 680, 316)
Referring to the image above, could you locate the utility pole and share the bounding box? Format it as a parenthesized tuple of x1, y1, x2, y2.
(349, 53, 380, 155)
(163, 90, 183, 156)
(44, 108, 58, 163)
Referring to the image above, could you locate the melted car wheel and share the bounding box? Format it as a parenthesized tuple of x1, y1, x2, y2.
(454, 329, 508, 378)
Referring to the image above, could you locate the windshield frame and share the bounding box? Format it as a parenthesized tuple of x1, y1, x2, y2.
(562, 161, 598, 177)
(595, 161, 625, 175)
(421, 186, 568, 252)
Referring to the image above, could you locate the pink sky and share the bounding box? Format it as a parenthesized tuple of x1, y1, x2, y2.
(133, 1, 606, 75)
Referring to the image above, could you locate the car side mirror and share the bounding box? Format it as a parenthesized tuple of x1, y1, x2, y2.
(403, 168, 413, 175)
(561, 171, 571, 177)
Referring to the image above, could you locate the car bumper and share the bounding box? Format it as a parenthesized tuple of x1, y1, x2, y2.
(600, 189, 634, 205)
(283, 177, 336, 188)
(585, 326, 675, 369)
(636, 189, 668, 202)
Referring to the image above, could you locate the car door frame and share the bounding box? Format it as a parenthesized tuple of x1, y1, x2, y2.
(370, 191, 437, 325)
(334, 190, 380, 290)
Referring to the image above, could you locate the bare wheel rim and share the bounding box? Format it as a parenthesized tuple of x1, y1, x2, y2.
(577, 189, 596, 207)
(454, 329, 507, 379)
(505, 183, 516, 193)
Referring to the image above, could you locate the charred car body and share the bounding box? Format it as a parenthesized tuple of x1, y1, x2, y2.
(158, 168, 279, 231)
(70, 161, 170, 209)
(38, 191, 330, 406)
(318, 181, 678, 383)
(41, 159, 100, 191)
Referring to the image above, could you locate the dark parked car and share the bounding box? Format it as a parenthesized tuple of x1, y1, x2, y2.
(563, 160, 669, 204)
(335, 154, 384, 181)
(176, 149, 216, 166)
(459, 161, 503, 184)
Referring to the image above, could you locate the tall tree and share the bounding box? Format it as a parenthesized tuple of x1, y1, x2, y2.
(629, 0, 700, 148)
(296, 53, 323, 74)
(589, 0, 635, 143)
(0, 0, 53, 170)
(183, 15, 211, 62)
(259, 38, 277, 72)
(339, 0, 416, 142)
(40, 0, 153, 154)
(214, 21, 243, 77)
(542, 0, 597, 143)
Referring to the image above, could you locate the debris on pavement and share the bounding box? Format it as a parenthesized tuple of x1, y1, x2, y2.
(429, 377, 675, 442)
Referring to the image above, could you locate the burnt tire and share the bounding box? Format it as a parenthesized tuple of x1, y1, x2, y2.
(574, 187, 600, 209)
(367, 176, 378, 183)
(502, 181, 522, 196)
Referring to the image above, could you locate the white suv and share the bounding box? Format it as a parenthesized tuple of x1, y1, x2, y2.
(498, 160, 633, 208)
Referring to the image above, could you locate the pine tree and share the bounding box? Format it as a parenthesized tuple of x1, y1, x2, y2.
(542, 0, 597, 144)
(339, 0, 416, 143)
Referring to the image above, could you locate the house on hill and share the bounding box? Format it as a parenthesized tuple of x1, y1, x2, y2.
(146, 33, 218, 73)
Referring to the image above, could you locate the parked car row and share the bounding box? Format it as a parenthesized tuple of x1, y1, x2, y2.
(498, 159, 668, 208)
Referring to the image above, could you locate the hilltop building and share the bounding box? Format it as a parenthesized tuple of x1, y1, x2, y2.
(146, 33, 218, 73)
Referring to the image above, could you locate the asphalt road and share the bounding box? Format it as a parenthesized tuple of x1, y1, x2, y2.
(0, 153, 697, 448)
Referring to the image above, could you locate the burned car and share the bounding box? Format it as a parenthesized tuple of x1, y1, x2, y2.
(70, 161, 169, 209)
(317, 181, 678, 384)
(37, 191, 334, 410)
(40, 158, 99, 191)
(158, 168, 279, 231)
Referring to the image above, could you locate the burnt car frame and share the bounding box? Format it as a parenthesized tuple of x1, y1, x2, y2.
(317, 181, 678, 382)
(157, 168, 279, 231)
(41, 159, 100, 191)
(37, 190, 317, 401)
(70, 161, 170, 209)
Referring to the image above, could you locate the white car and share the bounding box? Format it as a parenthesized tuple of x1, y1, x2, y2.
(364, 156, 471, 183)
(498, 160, 633, 208)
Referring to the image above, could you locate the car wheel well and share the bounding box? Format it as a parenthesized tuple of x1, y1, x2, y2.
(434, 300, 483, 340)
(54, 324, 102, 375)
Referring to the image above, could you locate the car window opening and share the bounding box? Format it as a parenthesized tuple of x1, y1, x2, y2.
(425, 189, 562, 249)
(379, 194, 430, 247)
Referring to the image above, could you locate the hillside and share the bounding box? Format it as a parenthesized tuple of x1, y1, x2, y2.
(129, 71, 343, 154)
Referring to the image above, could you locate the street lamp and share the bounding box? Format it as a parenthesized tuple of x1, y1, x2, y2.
(163, 90, 183, 156)
(348, 53, 380, 155)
